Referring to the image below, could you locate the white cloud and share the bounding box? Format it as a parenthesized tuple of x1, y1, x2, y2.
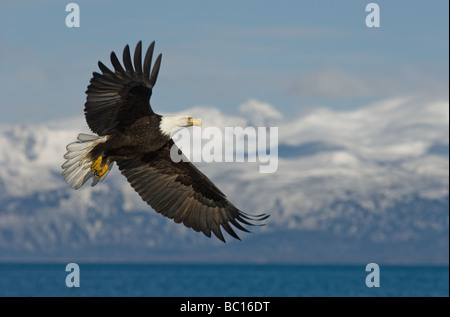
(279, 96, 449, 160)
(238, 98, 283, 126)
(288, 68, 372, 98)
(288, 67, 449, 99)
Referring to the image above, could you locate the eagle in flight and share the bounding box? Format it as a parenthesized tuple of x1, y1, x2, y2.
(62, 41, 268, 242)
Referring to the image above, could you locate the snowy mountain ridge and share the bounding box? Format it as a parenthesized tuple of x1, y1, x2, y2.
(0, 96, 448, 263)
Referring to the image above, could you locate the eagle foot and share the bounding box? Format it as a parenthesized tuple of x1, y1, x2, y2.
(91, 156, 109, 178)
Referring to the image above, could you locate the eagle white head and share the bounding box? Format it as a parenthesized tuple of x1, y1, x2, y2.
(159, 115, 202, 137)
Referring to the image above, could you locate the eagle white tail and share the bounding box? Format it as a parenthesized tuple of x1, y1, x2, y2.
(62, 133, 114, 189)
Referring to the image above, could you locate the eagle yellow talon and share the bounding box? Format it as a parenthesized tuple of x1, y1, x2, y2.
(91, 156, 109, 178)
(91, 156, 102, 170)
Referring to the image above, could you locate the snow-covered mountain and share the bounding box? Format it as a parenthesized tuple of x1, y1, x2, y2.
(0, 96, 448, 264)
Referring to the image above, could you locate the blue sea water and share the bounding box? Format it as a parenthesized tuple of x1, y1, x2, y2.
(0, 263, 448, 297)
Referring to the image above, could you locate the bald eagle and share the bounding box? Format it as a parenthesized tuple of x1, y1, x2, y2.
(62, 41, 268, 242)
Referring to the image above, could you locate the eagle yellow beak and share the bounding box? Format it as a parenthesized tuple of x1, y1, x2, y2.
(188, 117, 202, 126)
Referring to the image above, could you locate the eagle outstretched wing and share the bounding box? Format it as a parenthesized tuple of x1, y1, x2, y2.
(117, 140, 269, 242)
(84, 41, 162, 135)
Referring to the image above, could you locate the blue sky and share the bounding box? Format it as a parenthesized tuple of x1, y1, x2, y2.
(0, 0, 448, 123)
